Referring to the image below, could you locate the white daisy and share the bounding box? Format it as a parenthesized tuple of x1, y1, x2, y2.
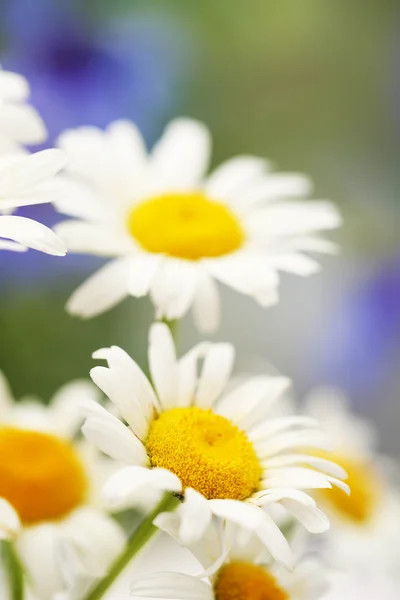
(0, 372, 126, 600)
(304, 387, 400, 577)
(54, 118, 341, 331)
(81, 322, 348, 569)
(0, 68, 46, 154)
(130, 520, 328, 600)
(0, 148, 67, 254)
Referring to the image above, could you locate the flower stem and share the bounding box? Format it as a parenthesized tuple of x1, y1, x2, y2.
(161, 318, 178, 345)
(83, 493, 179, 600)
(1, 541, 24, 600)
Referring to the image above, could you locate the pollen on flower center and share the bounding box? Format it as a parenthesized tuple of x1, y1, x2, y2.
(0, 427, 88, 524)
(319, 452, 379, 523)
(214, 561, 288, 600)
(127, 192, 245, 260)
(146, 407, 261, 500)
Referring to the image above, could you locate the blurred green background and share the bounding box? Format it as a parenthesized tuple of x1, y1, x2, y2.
(1, 1, 400, 454)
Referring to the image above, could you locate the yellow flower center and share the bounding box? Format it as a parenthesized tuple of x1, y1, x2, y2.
(215, 562, 288, 600)
(0, 427, 88, 525)
(319, 452, 380, 523)
(127, 192, 244, 260)
(146, 407, 261, 500)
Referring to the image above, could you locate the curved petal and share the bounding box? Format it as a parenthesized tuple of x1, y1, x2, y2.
(66, 258, 131, 319)
(82, 415, 149, 466)
(0, 215, 66, 255)
(150, 261, 198, 321)
(149, 323, 178, 411)
(103, 467, 181, 510)
(208, 499, 293, 569)
(194, 344, 235, 409)
(131, 572, 213, 600)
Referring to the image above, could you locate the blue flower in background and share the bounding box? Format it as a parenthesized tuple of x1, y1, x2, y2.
(0, 0, 190, 286)
(1, 0, 185, 143)
(315, 254, 400, 405)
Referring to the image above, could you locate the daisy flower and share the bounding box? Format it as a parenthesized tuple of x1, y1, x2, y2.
(304, 387, 400, 577)
(0, 68, 46, 154)
(0, 148, 67, 254)
(54, 118, 341, 331)
(0, 372, 126, 600)
(130, 520, 328, 600)
(81, 322, 348, 569)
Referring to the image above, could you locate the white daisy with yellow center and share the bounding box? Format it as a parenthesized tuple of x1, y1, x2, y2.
(130, 521, 328, 600)
(81, 322, 348, 569)
(0, 148, 67, 254)
(305, 388, 400, 576)
(0, 68, 46, 155)
(0, 372, 126, 600)
(54, 118, 341, 331)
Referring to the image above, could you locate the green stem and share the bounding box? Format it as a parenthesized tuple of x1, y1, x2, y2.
(161, 318, 178, 346)
(1, 541, 24, 600)
(83, 493, 179, 600)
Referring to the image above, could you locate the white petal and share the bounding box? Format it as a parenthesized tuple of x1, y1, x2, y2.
(92, 345, 160, 420)
(131, 572, 213, 600)
(90, 358, 154, 441)
(265, 253, 321, 276)
(106, 119, 148, 203)
(0, 498, 20, 540)
(128, 254, 161, 297)
(263, 467, 346, 492)
(17, 524, 64, 599)
(0, 70, 29, 101)
(280, 499, 330, 533)
(0, 149, 66, 195)
(149, 118, 211, 191)
(62, 508, 126, 577)
(0, 215, 66, 255)
(204, 254, 279, 307)
(103, 467, 181, 510)
(209, 499, 293, 569)
(194, 344, 235, 409)
(178, 488, 212, 545)
(264, 453, 348, 480)
(0, 104, 46, 145)
(148, 323, 178, 411)
(176, 343, 210, 408)
(0, 239, 27, 251)
(205, 156, 269, 201)
(49, 379, 102, 439)
(253, 429, 331, 458)
(82, 415, 149, 465)
(232, 173, 313, 212)
(66, 257, 131, 318)
(150, 261, 198, 321)
(0, 370, 14, 414)
(55, 219, 130, 256)
(192, 272, 221, 334)
(247, 201, 341, 237)
(216, 376, 290, 431)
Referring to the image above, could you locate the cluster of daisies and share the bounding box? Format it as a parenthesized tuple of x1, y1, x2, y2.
(0, 67, 399, 600)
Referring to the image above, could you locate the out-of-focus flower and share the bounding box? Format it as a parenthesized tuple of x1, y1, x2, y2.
(0, 372, 126, 599)
(0, 149, 67, 254)
(131, 520, 328, 600)
(315, 255, 400, 402)
(322, 571, 400, 600)
(1, 0, 186, 144)
(0, 68, 46, 154)
(305, 387, 400, 578)
(54, 118, 340, 331)
(80, 322, 348, 569)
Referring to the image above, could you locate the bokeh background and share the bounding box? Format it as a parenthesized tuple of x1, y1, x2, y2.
(1, 1, 400, 456)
